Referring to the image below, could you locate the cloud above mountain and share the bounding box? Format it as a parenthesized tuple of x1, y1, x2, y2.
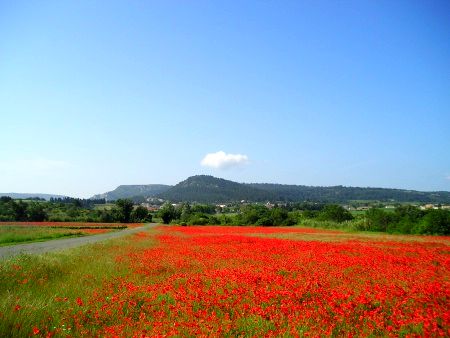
(201, 151, 249, 169)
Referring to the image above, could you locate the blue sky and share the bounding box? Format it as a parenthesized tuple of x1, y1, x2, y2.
(1, 1, 449, 197)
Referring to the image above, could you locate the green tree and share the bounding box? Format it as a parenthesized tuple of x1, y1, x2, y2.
(0, 197, 15, 221)
(99, 210, 114, 223)
(270, 207, 289, 225)
(115, 199, 134, 223)
(131, 206, 149, 222)
(159, 203, 177, 224)
(365, 208, 394, 232)
(191, 204, 216, 214)
(180, 203, 192, 223)
(26, 203, 47, 221)
(416, 209, 450, 235)
(241, 205, 268, 225)
(12, 201, 27, 221)
(319, 205, 353, 223)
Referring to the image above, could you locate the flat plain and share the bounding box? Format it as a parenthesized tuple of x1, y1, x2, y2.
(0, 225, 448, 337)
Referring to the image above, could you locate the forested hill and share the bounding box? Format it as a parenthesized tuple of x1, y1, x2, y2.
(157, 175, 273, 203)
(89, 176, 450, 203)
(91, 184, 172, 201)
(157, 175, 450, 203)
(246, 183, 450, 204)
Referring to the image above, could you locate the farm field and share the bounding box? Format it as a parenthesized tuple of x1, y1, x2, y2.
(0, 226, 117, 246)
(0, 222, 142, 229)
(0, 225, 448, 337)
(0, 222, 143, 246)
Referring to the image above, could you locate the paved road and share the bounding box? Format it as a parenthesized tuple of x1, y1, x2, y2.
(0, 223, 159, 260)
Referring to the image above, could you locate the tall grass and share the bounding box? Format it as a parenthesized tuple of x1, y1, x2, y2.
(297, 218, 367, 232)
(0, 228, 157, 337)
(0, 226, 85, 246)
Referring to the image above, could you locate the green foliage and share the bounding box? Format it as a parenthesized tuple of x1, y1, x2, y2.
(114, 199, 134, 223)
(158, 203, 178, 224)
(234, 205, 294, 226)
(167, 201, 449, 236)
(179, 203, 192, 223)
(415, 209, 450, 235)
(302, 210, 320, 219)
(49, 197, 105, 208)
(318, 205, 353, 223)
(11, 201, 28, 221)
(191, 204, 216, 214)
(364, 206, 450, 235)
(0, 196, 156, 224)
(364, 208, 395, 232)
(131, 206, 151, 223)
(187, 213, 210, 225)
(26, 203, 48, 222)
(297, 218, 354, 230)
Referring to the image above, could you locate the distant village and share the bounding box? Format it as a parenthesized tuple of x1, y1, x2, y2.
(139, 198, 450, 212)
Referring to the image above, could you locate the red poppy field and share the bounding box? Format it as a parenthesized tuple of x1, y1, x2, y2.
(1, 225, 449, 337)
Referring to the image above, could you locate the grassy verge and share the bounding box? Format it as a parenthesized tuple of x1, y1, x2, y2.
(297, 218, 362, 231)
(0, 227, 88, 246)
(0, 228, 158, 337)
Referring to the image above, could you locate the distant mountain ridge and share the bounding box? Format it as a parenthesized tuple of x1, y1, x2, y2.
(246, 183, 450, 204)
(158, 175, 272, 203)
(91, 175, 450, 204)
(0, 193, 68, 200)
(91, 184, 172, 201)
(159, 175, 450, 203)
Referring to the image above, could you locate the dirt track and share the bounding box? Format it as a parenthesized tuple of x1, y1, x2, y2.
(0, 223, 158, 260)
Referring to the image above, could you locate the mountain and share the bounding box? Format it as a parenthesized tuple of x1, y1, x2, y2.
(91, 184, 172, 201)
(91, 176, 450, 204)
(157, 175, 450, 204)
(0, 193, 68, 200)
(247, 183, 450, 204)
(158, 175, 273, 203)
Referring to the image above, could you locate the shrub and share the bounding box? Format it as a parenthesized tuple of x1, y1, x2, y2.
(319, 205, 353, 223)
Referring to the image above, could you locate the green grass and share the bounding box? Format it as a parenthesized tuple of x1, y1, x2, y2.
(349, 210, 367, 216)
(0, 227, 86, 246)
(0, 227, 158, 337)
(93, 203, 116, 210)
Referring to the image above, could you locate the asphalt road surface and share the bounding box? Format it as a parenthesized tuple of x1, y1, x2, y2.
(0, 223, 158, 260)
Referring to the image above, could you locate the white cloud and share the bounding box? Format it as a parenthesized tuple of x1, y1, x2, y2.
(446, 175, 450, 180)
(201, 151, 249, 169)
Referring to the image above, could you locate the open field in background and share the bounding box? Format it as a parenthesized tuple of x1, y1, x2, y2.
(0, 222, 144, 246)
(245, 226, 450, 244)
(93, 203, 116, 210)
(0, 222, 143, 229)
(0, 225, 448, 336)
(0, 226, 118, 246)
(350, 208, 396, 216)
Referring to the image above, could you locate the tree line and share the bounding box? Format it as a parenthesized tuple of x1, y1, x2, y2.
(0, 197, 151, 223)
(157, 202, 353, 226)
(1, 195, 448, 235)
(156, 202, 449, 235)
(361, 206, 449, 235)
